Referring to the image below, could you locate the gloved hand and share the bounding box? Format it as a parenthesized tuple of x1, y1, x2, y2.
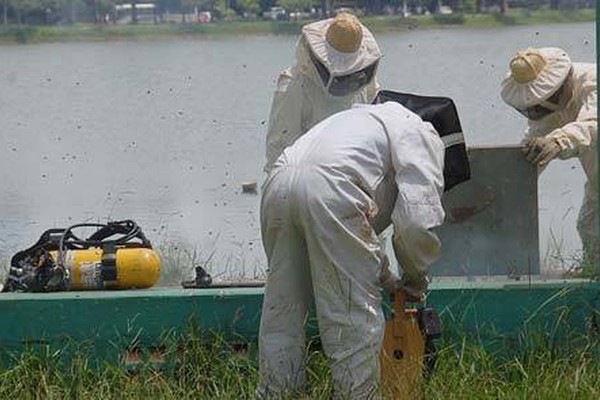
(398, 276, 428, 303)
(381, 274, 427, 302)
(379, 254, 428, 302)
(522, 136, 561, 167)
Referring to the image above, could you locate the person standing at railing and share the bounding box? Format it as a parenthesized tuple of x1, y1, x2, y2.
(263, 12, 382, 174)
(501, 47, 598, 266)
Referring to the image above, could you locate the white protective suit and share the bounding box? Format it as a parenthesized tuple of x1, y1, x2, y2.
(520, 63, 597, 260)
(257, 102, 445, 398)
(264, 16, 382, 173)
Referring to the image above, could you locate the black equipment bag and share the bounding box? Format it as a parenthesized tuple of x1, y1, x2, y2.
(374, 90, 471, 191)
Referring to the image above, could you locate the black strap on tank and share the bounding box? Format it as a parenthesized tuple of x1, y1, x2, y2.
(101, 242, 118, 282)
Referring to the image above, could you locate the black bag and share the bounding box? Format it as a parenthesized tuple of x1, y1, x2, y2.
(374, 90, 471, 191)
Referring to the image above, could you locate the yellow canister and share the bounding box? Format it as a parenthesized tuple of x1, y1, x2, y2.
(50, 248, 161, 290)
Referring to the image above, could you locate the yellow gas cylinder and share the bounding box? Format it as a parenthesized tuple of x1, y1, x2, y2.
(380, 289, 425, 399)
(50, 248, 161, 290)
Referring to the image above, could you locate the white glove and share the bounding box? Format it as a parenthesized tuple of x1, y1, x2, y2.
(522, 136, 561, 167)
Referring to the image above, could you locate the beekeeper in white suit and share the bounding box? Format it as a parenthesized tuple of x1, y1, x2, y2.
(257, 102, 445, 398)
(264, 13, 382, 173)
(501, 47, 598, 264)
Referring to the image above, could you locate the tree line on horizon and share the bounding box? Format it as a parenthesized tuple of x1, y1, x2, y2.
(0, 0, 595, 26)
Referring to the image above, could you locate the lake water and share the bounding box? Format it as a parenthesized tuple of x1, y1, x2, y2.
(0, 22, 596, 278)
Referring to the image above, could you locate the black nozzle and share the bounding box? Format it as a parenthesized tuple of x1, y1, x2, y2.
(182, 265, 213, 289)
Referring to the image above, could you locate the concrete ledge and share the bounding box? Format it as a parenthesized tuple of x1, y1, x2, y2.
(0, 279, 598, 366)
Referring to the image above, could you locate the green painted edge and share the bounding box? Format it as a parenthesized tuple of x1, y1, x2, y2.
(0, 280, 598, 367)
(0, 279, 594, 301)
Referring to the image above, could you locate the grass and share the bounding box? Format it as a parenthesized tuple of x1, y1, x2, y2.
(0, 8, 595, 44)
(0, 332, 598, 399)
(0, 247, 597, 398)
(0, 230, 597, 396)
(425, 338, 600, 399)
(542, 228, 600, 280)
(156, 239, 265, 287)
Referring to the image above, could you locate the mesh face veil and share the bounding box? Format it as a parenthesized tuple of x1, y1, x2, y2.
(513, 68, 573, 121)
(309, 50, 378, 97)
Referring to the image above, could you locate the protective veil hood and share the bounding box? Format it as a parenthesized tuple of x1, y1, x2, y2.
(300, 16, 381, 77)
(375, 90, 471, 191)
(501, 47, 572, 109)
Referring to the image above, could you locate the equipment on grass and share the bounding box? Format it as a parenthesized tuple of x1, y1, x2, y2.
(182, 266, 264, 289)
(3, 220, 161, 293)
(381, 289, 442, 399)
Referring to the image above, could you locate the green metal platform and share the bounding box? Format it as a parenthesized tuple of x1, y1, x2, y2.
(0, 279, 598, 367)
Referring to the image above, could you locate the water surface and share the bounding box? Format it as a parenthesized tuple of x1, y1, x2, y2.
(0, 22, 595, 276)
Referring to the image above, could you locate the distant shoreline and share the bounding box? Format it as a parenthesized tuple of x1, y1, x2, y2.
(0, 8, 595, 44)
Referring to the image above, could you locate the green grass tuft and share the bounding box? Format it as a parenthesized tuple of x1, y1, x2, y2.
(0, 332, 597, 399)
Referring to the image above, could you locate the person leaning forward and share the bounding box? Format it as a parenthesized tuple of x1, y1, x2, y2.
(256, 102, 446, 399)
(501, 47, 598, 265)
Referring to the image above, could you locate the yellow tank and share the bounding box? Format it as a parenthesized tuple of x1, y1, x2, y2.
(50, 248, 161, 290)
